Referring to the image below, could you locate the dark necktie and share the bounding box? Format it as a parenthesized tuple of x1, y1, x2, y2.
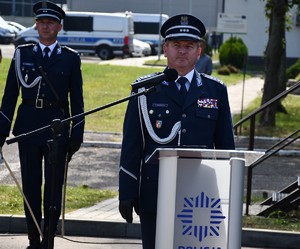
(177, 77, 188, 100)
(43, 47, 50, 60)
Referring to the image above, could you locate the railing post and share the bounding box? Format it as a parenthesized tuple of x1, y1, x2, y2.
(246, 116, 255, 214)
(245, 166, 253, 215)
(248, 116, 256, 150)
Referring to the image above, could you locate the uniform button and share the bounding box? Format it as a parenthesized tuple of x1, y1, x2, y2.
(208, 115, 211, 119)
(41, 94, 45, 97)
(182, 129, 186, 133)
(158, 114, 162, 117)
(146, 177, 150, 180)
(42, 83, 46, 86)
(166, 110, 170, 114)
(182, 113, 186, 118)
(149, 109, 154, 114)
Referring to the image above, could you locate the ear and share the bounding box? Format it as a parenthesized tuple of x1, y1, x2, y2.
(58, 23, 62, 32)
(163, 42, 168, 57)
(197, 46, 202, 57)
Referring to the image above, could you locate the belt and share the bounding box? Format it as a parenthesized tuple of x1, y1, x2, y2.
(22, 99, 68, 109)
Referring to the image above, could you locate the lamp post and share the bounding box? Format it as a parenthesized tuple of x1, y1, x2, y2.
(12, 0, 16, 16)
(158, 0, 163, 59)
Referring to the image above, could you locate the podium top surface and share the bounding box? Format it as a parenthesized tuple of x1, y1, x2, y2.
(146, 148, 264, 166)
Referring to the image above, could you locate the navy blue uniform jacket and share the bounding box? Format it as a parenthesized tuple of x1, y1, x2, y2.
(0, 43, 84, 144)
(119, 71, 235, 212)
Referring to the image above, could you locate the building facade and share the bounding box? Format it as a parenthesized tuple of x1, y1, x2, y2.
(0, 0, 66, 16)
(223, 0, 300, 65)
(66, 0, 224, 32)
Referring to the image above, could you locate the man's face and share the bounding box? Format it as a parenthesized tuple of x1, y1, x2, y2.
(163, 40, 201, 73)
(36, 18, 62, 44)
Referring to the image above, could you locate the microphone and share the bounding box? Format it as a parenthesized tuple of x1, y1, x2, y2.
(130, 68, 178, 91)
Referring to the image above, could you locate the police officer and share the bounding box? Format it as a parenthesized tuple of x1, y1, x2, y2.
(119, 14, 235, 249)
(0, 1, 84, 248)
(195, 37, 213, 75)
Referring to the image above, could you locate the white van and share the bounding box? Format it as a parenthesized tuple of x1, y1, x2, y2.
(131, 13, 169, 55)
(0, 16, 15, 44)
(14, 11, 134, 60)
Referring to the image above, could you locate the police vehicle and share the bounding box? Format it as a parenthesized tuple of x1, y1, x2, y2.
(14, 11, 134, 60)
(131, 13, 169, 55)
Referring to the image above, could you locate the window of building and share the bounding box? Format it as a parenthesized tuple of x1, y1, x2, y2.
(63, 16, 93, 32)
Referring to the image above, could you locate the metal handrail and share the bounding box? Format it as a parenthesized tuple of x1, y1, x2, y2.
(233, 80, 300, 149)
(232, 80, 300, 215)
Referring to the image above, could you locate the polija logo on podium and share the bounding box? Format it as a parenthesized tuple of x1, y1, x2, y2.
(177, 192, 225, 248)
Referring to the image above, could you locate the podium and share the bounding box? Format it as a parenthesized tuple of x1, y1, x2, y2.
(146, 148, 264, 249)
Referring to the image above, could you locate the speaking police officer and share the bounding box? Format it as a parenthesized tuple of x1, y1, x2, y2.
(0, 1, 84, 248)
(119, 14, 235, 249)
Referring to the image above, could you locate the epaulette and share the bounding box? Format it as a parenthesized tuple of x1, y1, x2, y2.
(17, 43, 35, 49)
(134, 72, 160, 83)
(61, 45, 79, 54)
(200, 73, 224, 85)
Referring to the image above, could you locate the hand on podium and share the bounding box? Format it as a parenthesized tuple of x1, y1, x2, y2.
(119, 199, 140, 223)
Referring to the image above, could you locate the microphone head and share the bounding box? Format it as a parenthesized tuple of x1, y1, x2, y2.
(164, 68, 178, 82)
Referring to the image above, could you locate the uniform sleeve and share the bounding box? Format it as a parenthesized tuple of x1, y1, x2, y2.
(69, 52, 85, 143)
(214, 84, 235, 149)
(0, 56, 19, 137)
(119, 94, 144, 201)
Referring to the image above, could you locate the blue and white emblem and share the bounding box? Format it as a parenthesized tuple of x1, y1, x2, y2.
(177, 192, 226, 242)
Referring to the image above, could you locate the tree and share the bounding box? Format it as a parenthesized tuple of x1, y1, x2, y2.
(259, 0, 300, 126)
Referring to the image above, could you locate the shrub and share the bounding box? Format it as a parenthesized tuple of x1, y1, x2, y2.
(217, 66, 231, 75)
(286, 58, 300, 79)
(227, 64, 240, 73)
(219, 36, 248, 69)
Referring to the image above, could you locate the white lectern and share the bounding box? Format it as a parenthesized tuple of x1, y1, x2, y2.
(146, 148, 264, 249)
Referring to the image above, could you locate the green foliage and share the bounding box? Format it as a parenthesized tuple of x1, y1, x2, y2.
(0, 185, 117, 214)
(0, 58, 251, 132)
(233, 94, 300, 138)
(227, 64, 240, 73)
(286, 58, 300, 79)
(217, 64, 240, 75)
(217, 66, 231, 75)
(219, 36, 248, 69)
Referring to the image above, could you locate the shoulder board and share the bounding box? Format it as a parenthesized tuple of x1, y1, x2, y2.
(61, 45, 79, 54)
(201, 73, 224, 85)
(17, 43, 35, 49)
(135, 72, 159, 83)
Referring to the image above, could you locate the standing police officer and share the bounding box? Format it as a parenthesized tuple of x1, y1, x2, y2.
(119, 14, 235, 249)
(0, 1, 84, 248)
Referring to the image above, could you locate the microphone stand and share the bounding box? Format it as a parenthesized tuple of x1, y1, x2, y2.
(6, 87, 154, 249)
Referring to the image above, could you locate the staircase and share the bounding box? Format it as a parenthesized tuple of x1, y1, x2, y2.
(257, 177, 300, 217)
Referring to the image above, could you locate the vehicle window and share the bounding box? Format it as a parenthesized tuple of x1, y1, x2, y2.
(134, 22, 160, 35)
(63, 16, 93, 32)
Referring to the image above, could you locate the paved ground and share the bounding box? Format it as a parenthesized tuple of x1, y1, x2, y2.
(0, 234, 276, 249)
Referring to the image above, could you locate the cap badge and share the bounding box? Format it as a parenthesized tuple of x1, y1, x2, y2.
(180, 16, 189, 25)
(42, 2, 47, 8)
